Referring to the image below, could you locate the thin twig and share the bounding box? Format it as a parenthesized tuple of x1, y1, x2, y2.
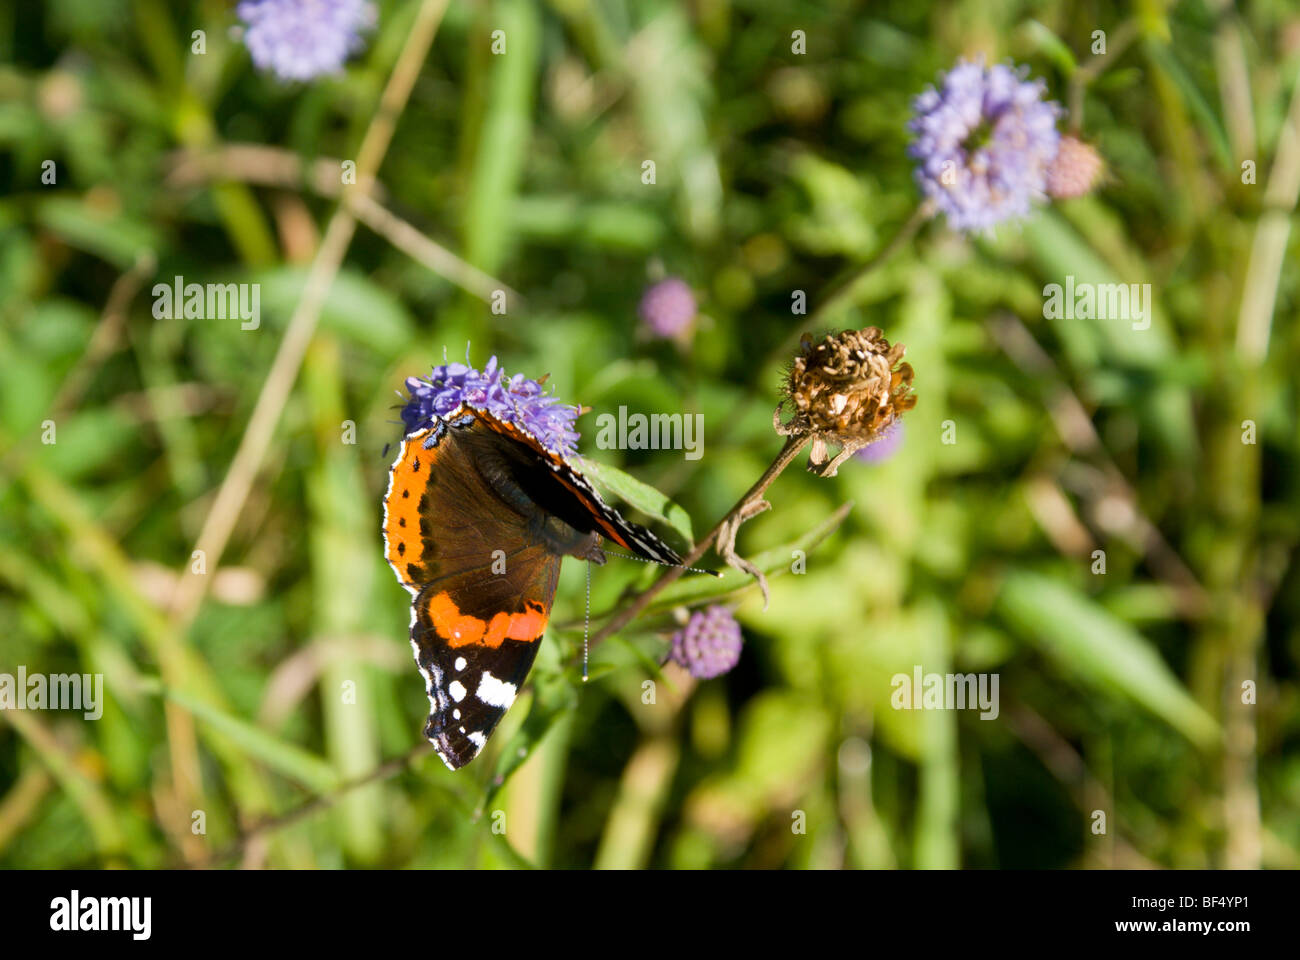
(1067, 20, 1140, 133)
(186, 744, 430, 869)
(585, 433, 810, 652)
(165, 144, 389, 202)
(806, 198, 935, 330)
(166, 143, 518, 306)
(344, 191, 523, 306)
(567, 499, 852, 632)
(0, 248, 156, 480)
(167, 0, 449, 632)
(987, 311, 1209, 616)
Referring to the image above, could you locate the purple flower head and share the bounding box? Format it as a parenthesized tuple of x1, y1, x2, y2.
(400, 354, 581, 458)
(909, 59, 1062, 233)
(854, 419, 904, 464)
(669, 606, 743, 679)
(638, 277, 697, 340)
(237, 0, 376, 82)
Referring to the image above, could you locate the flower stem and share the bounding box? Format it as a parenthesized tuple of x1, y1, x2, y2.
(586, 433, 809, 651)
(748, 198, 934, 402)
(584, 199, 930, 651)
(807, 198, 936, 327)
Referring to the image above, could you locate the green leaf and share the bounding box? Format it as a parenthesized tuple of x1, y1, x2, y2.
(997, 571, 1219, 748)
(1020, 20, 1078, 76)
(36, 197, 159, 270)
(479, 671, 578, 809)
(578, 457, 694, 546)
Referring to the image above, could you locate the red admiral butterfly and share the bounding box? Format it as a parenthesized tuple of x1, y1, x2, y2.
(383, 403, 687, 770)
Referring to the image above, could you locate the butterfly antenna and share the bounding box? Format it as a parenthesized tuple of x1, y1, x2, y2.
(602, 550, 723, 578)
(583, 559, 592, 682)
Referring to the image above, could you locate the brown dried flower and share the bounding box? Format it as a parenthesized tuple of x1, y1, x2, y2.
(777, 326, 916, 476)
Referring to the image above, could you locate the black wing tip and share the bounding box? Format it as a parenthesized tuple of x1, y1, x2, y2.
(426, 727, 481, 771)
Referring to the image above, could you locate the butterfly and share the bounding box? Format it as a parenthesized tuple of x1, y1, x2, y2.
(382, 403, 689, 770)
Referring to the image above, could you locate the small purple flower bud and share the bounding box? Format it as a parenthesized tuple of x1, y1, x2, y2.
(670, 606, 743, 679)
(1046, 135, 1104, 199)
(638, 277, 697, 340)
(854, 420, 904, 464)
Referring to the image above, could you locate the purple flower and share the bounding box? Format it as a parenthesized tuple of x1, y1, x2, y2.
(638, 277, 697, 340)
(854, 419, 904, 464)
(400, 355, 581, 458)
(237, 0, 375, 82)
(908, 59, 1062, 233)
(669, 606, 743, 679)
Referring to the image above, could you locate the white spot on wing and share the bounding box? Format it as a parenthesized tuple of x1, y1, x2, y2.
(477, 671, 517, 709)
(448, 680, 467, 702)
(454, 656, 467, 671)
(468, 731, 487, 749)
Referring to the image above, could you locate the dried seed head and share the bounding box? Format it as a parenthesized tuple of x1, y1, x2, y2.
(779, 327, 916, 476)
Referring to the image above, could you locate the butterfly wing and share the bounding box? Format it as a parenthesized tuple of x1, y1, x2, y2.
(383, 407, 689, 770)
(409, 549, 558, 770)
(384, 416, 596, 770)
(475, 412, 686, 567)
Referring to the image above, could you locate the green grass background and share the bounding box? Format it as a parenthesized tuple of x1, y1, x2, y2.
(1, 0, 1298, 869)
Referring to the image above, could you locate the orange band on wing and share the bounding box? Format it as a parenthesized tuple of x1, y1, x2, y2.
(424, 592, 546, 648)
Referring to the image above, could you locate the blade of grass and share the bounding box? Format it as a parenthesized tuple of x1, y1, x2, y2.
(147, 680, 340, 795)
(998, 570, 1220, 748)
(303, 336, 383, 862)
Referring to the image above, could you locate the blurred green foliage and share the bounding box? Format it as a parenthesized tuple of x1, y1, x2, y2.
(1, 0, 1299, 869)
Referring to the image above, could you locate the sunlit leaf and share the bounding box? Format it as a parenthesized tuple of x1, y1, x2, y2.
(578, 457, 695, 546)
